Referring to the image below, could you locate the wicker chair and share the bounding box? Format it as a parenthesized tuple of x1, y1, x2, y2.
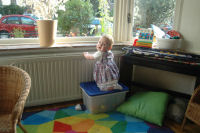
(0, 66, 31, 133)
(181, 85, 200, 130)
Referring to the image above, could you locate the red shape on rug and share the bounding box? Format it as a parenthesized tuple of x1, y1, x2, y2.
(65, 130, 76, 133)
(53, 121, 72, 132)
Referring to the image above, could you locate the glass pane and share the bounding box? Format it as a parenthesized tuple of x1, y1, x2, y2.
(132, 0, 176, 37)
(0, 0, 114, 39)
(57, 0, 114, 37)
(2, 18, 7, 24)
(21, 17, 34, 25)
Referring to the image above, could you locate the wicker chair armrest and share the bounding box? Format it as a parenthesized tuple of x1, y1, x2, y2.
(12, 100, 26, 122)
(12, 90, 30, 121)
(12, 73, 31, 122)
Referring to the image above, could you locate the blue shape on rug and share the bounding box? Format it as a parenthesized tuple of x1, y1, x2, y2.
(126, 122, 150, 132)
(22, 114, 52, 125)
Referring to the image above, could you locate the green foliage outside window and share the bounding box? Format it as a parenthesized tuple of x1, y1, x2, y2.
(0, 5, 26, 15)
(57, 0, 94, 36)
(90, 0, 100, 17)
(57, 0, 114, 37)
(98, 0, 113, 35)
(12, 28, 25, 38)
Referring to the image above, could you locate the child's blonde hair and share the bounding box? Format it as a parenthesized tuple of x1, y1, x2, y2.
(101, 35, 114, 49)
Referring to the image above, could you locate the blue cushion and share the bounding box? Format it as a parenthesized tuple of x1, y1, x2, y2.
(80, 81, 129, 96)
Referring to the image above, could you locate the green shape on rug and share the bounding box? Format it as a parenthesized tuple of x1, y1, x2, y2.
(75, 113, 109, 120)
(61, 108, 84, 116)
(36, 121, 54, 133)
(95, 120, 118, 128)
(54, 110, 70, 120)
(111, 121, 127, 133)
(17, 125, 39, 133)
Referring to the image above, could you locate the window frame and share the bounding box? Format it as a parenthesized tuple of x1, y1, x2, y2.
(0, 0, 183, 46)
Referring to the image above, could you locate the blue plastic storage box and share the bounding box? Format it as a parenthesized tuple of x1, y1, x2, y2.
(80, 81, 129, 114)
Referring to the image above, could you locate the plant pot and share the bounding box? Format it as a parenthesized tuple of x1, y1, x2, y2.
(37, 20, 57, 47)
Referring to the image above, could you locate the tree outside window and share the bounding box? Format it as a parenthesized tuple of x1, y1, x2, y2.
(57, 0, 114, 37)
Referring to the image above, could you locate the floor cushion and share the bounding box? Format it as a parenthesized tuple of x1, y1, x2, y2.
(117, 91, 170, 126)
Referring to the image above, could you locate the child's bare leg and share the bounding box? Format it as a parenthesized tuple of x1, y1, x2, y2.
(114, 84, 123, 90)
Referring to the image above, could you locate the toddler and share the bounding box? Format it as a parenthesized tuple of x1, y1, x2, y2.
(83, 35, 122, 91)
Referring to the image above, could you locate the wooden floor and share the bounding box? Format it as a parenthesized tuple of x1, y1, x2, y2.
(24, 100, 200, 133)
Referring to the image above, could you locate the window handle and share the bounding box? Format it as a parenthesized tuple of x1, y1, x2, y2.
(127, 13, 131, 23)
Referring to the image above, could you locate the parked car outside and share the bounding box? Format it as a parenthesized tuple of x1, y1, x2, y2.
(23, 13, 40, 20)
(0, 15, 38, 38)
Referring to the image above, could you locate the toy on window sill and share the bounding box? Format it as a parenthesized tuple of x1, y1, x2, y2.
(167, 30, 181, 39)
(133, 28, 154, 48)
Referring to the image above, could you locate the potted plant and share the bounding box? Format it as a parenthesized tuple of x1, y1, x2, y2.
(25, 0, 64, 47)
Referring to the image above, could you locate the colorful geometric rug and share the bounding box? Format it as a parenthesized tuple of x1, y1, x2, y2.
(17, 106, 174, 133)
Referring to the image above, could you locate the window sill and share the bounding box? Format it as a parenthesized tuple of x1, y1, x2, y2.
(0, 42, 132, 56)
(0, 36, 132, 50)
(0, 42, 131, 49)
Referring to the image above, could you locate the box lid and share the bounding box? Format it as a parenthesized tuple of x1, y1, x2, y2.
(80, 81, 129, 96)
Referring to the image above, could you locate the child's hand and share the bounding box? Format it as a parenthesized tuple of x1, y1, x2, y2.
(83, 52, 88, 58)
(83, 52, 89, 59)
(83, 52, 94, 60)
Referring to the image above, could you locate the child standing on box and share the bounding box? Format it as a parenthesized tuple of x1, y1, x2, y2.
(83, 35, 122, 91)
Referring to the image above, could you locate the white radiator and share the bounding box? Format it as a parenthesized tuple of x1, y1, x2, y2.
(13, 54, 121, 107)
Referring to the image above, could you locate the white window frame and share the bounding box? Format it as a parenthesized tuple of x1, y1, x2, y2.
(113, 0, 133, 43)
(0, 0, 183, 46)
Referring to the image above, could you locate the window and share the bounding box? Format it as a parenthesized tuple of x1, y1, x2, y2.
(2, 18, 7, 24)
(132, 0, 176, 37)
(0, 0, 182, 45)
(114, 0, 182, 42)
(7, 16, 19, 24)
(21, 17, 35, 25)
(0, 0, 114, 41)
(56, 0, 114, 37)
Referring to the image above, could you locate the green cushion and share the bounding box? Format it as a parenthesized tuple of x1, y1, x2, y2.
(116, 91, 170, 126)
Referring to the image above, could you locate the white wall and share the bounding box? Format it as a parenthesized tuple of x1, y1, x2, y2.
(179, 0, 200, 53)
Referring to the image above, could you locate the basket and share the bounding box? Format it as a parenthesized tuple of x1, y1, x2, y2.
(157, 38, 182, 50)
